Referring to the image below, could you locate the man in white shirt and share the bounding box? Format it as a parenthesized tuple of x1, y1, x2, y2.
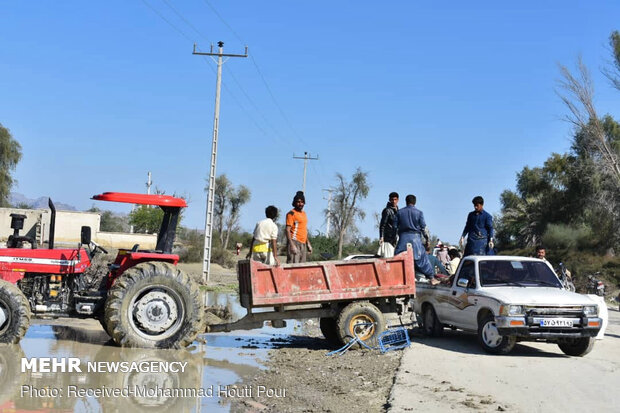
(247, 206, 280, 266)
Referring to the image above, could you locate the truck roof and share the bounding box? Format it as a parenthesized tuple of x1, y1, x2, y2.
(92, 192, 187, 208)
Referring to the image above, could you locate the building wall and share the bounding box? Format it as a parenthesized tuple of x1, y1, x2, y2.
(95, 232, 157, 249)
(0, 208, 156, 249)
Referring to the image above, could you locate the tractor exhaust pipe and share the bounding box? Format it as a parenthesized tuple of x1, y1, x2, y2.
(48, 198, 56, 250)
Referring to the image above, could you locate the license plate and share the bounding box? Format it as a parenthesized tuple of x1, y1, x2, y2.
(540, 318, 574, 327)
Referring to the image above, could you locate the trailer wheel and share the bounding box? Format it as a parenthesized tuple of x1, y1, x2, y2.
(336, 301, 386, 349)
(420, 305, 443, 337)
(319, 317, 341, 346)
(0, 280, 31, 344)
(557, 337, 595, 357)
(478, 314, 516, 354)
(104, 262, 205, 348)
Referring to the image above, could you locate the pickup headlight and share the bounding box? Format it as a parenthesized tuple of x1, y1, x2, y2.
(583, 305, 598, 316)
(500, 305, 524, 316)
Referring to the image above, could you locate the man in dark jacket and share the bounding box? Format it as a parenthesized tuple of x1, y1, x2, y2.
(379, 192, 399, 257)
(394, 194, 438, 285)
(460, 196, 494, 256)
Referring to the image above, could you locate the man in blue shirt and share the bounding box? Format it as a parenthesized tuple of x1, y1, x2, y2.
(394, 194, 438, 285)
(460, 196, 494, 256)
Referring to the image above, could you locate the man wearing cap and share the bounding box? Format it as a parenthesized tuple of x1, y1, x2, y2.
(460, 196, 494, 256)
(286, 191, 313, 263)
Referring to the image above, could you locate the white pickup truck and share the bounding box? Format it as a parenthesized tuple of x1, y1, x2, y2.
(413, 255, 603, 356)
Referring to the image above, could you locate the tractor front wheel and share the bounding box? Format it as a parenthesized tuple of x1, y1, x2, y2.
(0, 280, 30, 344)
(104, 262, 205, 348)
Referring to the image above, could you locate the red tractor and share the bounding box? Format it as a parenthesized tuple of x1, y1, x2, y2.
(0, 192, 205, 348)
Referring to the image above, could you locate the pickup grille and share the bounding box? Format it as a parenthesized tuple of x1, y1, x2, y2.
(525, 306, 583, 316)
(525, 306, 586, 335)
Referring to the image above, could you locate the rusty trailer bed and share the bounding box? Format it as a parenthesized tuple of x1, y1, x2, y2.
(237, 246, 416, 308)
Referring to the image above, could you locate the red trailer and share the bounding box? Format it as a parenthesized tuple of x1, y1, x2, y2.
(206, 246, 416, 346)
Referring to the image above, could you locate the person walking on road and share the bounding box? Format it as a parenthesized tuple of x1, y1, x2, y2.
(460, 196, 494, 256)
(394, 194, 438, 285)
(286, 191, 313, 263)
(379, 192, 399, 257)
(247, 205, 280, 266)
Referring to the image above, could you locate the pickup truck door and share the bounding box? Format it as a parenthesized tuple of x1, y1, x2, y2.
(445, 260, 480, 330)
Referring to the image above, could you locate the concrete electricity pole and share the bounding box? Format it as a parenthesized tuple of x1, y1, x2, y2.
(193, 41, 247, 283)
(146, 171, 152, 195)
(293, 152, 319, 193)
(323, 188, 333, 236)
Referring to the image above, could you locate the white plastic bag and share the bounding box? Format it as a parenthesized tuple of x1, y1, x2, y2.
(377, 242, 394, 258)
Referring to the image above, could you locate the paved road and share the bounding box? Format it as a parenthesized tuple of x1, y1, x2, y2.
(389, 305, 619, 412)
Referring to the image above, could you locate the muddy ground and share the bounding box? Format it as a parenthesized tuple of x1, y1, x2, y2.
(180, 257, 405, 413)
(227, 323, 402, 413)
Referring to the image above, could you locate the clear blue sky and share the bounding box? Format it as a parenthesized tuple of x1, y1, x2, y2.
(1, 1, 619, 244)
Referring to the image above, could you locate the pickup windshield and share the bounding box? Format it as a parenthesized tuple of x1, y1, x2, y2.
(479, 260, 562, 288)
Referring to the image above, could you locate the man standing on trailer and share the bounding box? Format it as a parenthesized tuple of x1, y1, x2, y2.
(379, 192, 399, 257)
(247, 205, 280, 266)
(460, 195, 494, 256)
(394, 194, 438, 285)
(286, 191, 313, 263)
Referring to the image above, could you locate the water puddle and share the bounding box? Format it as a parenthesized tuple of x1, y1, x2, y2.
(0, 292, 313, 412)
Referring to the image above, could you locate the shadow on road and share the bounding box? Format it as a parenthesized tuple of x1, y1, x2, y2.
(410, 328, 567, 358)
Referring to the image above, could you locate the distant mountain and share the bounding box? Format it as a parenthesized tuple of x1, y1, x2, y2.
(9, 192, 77, 211)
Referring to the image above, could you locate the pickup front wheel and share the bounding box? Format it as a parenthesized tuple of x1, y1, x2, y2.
(420, 305, 443, 337)
(478, 315, 516, 354)
(557, 337, 595, 357)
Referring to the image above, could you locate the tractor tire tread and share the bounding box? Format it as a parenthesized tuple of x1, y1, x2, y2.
(103, 262, 205, 348)
(0, 279, 31, 344)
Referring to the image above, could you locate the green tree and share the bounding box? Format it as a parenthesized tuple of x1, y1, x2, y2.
(129, 205, 164, 234)
(88, 206, 129, 232)
(206, 175, 251, 249)
(325, 168, 370, 259)
(223, 185, 251, 249)
(0, 124, 22, 207)
(211, 174, 232, 243)
(604, 30, 620, 91)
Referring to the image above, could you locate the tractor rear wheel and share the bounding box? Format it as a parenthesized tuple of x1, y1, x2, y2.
(104, 262, 205, 348)
(336, 301, 386, 349)
(0, 280, 31, 344)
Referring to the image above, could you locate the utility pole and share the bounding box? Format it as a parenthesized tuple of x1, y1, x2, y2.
(323, 188, 333, 237)
(292, 152, 319, 193)
(146, 171, 152, 195)
(193, 41, 248, 283)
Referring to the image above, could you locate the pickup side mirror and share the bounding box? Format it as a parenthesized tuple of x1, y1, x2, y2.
(80, 226, 92, 245)
(457, 278, 470, 288)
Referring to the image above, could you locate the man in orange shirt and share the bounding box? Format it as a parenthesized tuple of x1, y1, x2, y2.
(286, 191, 313, 263)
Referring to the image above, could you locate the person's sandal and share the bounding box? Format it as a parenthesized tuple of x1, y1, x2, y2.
(430, 278, 441, 286)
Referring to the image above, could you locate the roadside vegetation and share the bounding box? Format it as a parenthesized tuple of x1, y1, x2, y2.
(495, 31, 620, 294)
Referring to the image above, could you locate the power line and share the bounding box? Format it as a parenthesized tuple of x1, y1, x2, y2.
(139, 0, 195, 43)
(161, 0, 210, 42)
(200, 0, 311, 149)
